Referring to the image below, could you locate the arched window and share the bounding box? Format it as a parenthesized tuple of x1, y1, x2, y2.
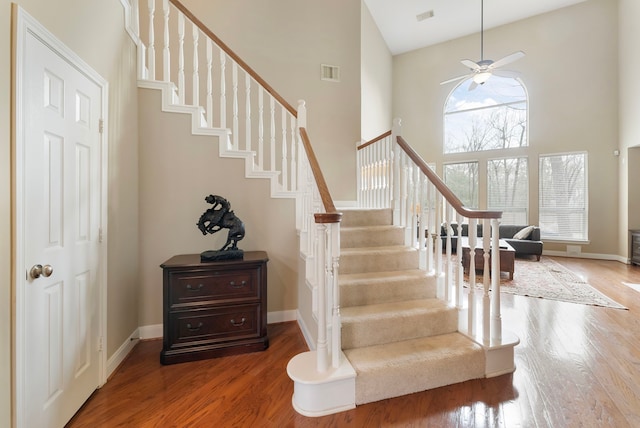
(444, 76, 527, 154)
(443, 76, 529, 223)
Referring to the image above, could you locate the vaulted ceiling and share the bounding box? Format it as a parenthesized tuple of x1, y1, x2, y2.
(364, 0, 589, 55)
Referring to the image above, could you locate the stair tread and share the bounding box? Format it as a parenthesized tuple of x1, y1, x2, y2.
(341, 298, 452, 320)
(344, 332, 482, 370)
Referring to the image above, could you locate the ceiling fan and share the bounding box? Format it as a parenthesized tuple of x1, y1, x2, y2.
(441, 0, 525, 90)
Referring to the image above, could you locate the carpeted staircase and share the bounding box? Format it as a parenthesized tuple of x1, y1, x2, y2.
(339, 208, 486, 404)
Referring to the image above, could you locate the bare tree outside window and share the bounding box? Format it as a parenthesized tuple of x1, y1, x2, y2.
(488, 157, 528, 224)
(444, 76, 527, 154)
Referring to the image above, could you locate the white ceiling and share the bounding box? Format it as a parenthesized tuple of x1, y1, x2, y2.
(364, 0, 588, 55)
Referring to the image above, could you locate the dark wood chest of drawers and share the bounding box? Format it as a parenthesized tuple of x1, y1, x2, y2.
(631, 231, 640, 266)
(160, 251, 269, 364)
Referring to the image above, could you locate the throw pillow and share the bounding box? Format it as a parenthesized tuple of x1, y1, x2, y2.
(513, 225, 535, 240)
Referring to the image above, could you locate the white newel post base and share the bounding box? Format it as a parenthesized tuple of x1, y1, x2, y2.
(483, 331, 520, 378)
(287, 351, 356, 417)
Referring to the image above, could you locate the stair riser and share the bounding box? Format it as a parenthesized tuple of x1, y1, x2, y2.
(341, 228, 404, 248)
(340, 209, 392, 227)
(340, 278, 436, 307)
(353, 348, 485, 405)
(340, 250, 419, 274)
(342, 308, 458, 349)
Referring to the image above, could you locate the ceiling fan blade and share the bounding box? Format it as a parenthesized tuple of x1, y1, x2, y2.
(461, 59, 480, 70)
(490, 51, 525, 69)
(440, 74, 472, 85)
(468, 80, 479, 91)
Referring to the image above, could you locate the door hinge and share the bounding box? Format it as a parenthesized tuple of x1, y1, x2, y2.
(98, 227, 103, 243)
(98, 336, 104, 352)
(99, 119, 104, 134)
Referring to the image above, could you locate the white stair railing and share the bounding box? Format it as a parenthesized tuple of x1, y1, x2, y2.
(129, 0, 344, 373)
(357, 119, 504, 346)
(136, 0, 301, 195)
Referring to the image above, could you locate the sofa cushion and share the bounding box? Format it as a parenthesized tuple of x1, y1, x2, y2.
(513, 225, 535, 240)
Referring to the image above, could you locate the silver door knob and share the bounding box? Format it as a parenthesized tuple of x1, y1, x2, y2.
(30, 264, 53, 279)
(42, 264, 53, 277)
(30, 264, 43, 279)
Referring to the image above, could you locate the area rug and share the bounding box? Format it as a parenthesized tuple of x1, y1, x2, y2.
(462, 257, 627, 309)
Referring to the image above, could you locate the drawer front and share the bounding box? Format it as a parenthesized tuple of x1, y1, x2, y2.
(169, 269, 258, 307)
(168, 304, 261, 347)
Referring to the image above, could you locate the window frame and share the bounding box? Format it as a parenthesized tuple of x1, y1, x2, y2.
(538, 151, 589, 243)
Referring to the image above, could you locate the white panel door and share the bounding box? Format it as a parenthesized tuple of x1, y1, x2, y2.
(17, 13, 104, 428)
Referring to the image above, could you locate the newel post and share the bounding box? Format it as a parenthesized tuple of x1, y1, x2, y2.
(391, 118, 402, 226)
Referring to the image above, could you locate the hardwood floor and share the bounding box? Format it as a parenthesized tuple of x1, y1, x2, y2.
(66, 257, 640, 427)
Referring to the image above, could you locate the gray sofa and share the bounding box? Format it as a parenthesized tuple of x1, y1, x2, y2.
(440, 224, 543, 260)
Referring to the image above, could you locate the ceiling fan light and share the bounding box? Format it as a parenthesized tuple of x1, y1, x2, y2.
(473, 71, 492, 84)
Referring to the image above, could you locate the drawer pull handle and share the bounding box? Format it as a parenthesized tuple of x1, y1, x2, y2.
(186, 322, 203, 331)
(186, 284, 204, 292)
(230, 317, 246, 327)
(229, 280, 247, 289)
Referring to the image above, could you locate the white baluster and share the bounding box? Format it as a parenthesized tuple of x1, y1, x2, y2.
(468, 217, 477, 337)
(482, 218, 491, 344)
(290, 115, 297, 191)
(316, 224, 328, 373)
(258, 89, 264, 170)
(177, 12, 185, 103)
(232, 63, 238, 150)
(330, 224, 341, 368)
(147, 0, 156, 80)
(219, 51, 226, 128)
(192, 23, 199, 106)
(206, 39, 213, 127)
(391, 119, 402, 225)
(457, 213, 464, 309)
(245, 74, 252, 151)
(162, 0, 170, 82)
(270, 97, 276, 172)
(425, 181, 434, 273)
(281, 109, 288, 190)
(491, 218, 502, 342)
(435, 192, 444, 298)
(445, 203, 453, 304)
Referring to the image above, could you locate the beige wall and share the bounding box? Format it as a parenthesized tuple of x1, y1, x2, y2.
(137, 89, 298, 326)
(393, 0, 620, 257)
(180, 0, 362, 202)
(361, 0, 393, 141)
(1, 0, 140, 424)
(618, 0, 640, 256)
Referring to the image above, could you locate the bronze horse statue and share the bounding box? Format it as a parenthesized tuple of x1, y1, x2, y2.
(197, 195, 245, 251)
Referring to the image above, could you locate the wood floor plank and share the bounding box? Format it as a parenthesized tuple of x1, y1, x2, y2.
(67, 257, 640, 427)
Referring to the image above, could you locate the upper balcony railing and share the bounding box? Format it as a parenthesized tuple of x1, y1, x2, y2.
(132, 0, 343, 371)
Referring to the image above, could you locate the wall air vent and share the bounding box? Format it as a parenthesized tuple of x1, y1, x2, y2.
(416, 10, 435, 22)
(321, 64, 340, 82)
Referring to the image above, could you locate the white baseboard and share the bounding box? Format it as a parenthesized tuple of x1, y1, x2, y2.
(106, 328, 140, 379)
(543, 250, 628, 263)
(295, 310, 315, 350)
(138, 323, 163, 339)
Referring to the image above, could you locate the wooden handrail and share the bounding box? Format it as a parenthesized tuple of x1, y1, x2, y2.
(357, 130, 392, 151)
(170, 0, 298, 118)
(299, 127, 341, 223)
(396, 136, 502, 220)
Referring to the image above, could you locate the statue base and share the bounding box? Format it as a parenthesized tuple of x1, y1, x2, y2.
(200, 249, 244, 262)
